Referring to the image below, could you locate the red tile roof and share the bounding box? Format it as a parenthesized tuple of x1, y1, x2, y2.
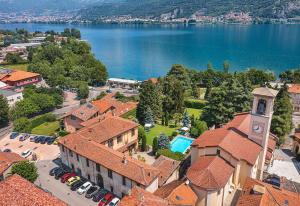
(236, 177, 300, 206)
(288, 84, 300, 94)
(0, 152, 25, 175)
(187, 156, 234, 190)
(67, 103, 99, 121)
(152, 155, 180, 187)
(120, 186, 171, 206)
(59, 131, 159, 186)
(0, 174, 67, 206)
(154, 180, 198, 206)
(71, 116, 138, 144)
(0, 70, 40, 82)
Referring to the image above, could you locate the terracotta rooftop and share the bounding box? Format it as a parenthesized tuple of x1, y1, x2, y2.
(71, 116, 138, 144)
(152, 155, 180, 187)
(236, 177, 300, 206)
(0, 70, 40, 82)
(187, 156, 234, 190)
(58, 132, 159, 186)
(0, 152, 25, 175)
(92, 93, 137, 117)
(154, 180, 198, 206)
(288, 84, 300, 94)
(0, 174, 67, 206)
(66, 103, 99, 121)
(120, 186, 171, 206)
(252, 87, 278, 97)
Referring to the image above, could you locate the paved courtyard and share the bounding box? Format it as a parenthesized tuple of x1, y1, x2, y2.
(0, 133, 60, 160)
(36, 160, 98, 206)
(268, 149, 300, 183)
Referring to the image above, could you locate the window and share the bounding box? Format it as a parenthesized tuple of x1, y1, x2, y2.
(217, 149, 220, 156)
(87, 174, 90, 180)
(217, 190, 221, 195)
(86, 158, 89, 167)
(257, 99, 267, 115)
(69, 150, 73, 157)
(108, 139, 113, 148)
(71, 164, 74, 171)
(131, 129, 135, 136)
(71, 115, 76, 120)
(122, 176, 126, 186)
(62, 145, 65, 152)
(110, 186, 114, 193)
(76, 154, 79, 161)
(117, 136, 122, 143)
(122, 193, 126, 198)
(108, 169, 113, 179)
(96, 163, 100, 172)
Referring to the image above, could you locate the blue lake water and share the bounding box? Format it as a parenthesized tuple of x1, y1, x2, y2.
(0, 23, 300, 80)
(170, 136, 193, 153)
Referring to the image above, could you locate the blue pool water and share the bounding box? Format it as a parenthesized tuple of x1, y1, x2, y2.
(170, 136, 194, 153)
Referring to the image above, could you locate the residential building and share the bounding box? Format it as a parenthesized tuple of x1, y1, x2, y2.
(152, 155, 180, 187)
(0, 69, 41, 87)
(0, 152, 25, 180)
(292, 132, 300, 155)
(107, 78, 141, 90)
(58, 116, 162, 197)
(187, 87, 278, 206)
(63, 103, 100, 133)
(288, 84, 300, 113)
(0, 81, 7, 89)
(0, 174, 67, 206)
(0, 89, 23, 106)
(236, 177, 300, 206)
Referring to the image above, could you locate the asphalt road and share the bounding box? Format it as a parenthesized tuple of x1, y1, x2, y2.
(35, 160, 98, 206)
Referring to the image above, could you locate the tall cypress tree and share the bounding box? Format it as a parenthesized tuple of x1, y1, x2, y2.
(0, 95, 9, 127)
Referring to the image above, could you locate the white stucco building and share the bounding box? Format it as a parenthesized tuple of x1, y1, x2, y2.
(0, 89, 23, 106)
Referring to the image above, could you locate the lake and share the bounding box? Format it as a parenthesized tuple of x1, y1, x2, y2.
(0, 23, 300, 80)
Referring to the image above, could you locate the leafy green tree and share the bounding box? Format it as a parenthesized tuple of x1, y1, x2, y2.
(190, 120, 208, 138)
(13, 117, 32, 133)
(173, 113, 183, 127)
(5, 53, 24, 64)
(77, 83, 89, 99)
(10, 99, 40, 120)
(167, 64, 191, 89)
(182, 111, 190, 127)
(11, 161, 38, 183)
(138, 126, 147, 152)
(152, 136, 158, 154)
(0, 95, 9, 127)
(158, 133, 170, 150)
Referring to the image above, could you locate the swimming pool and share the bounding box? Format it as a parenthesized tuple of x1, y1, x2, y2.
(170, 136, 194, 154)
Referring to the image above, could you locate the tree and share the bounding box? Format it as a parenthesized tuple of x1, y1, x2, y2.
(158, 133, 170, 150)
(223, 60, 230, 73)
(138, 126, 147, 152)
(11, 161, 38, 183)
(77, 83, 89, 99)
(5, 53, 24, 64)
(152, 137, 158, 154)
(190, 120, 208, 138)
(13, 117, 31, 133)
(182, 111, 190, 127)
(10, 99, 40, 120)
(144, 107, 154, 126)
(0, 95, 9, 127)
(173, 113, 183, 127)
(167, 64, 191, 89)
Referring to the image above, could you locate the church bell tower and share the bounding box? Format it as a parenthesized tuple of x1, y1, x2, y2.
(249, 87, 278, 180)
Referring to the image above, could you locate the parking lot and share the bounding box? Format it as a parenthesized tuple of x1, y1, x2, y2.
(0, 133, 60, 160)
(36, 160, 98, 206)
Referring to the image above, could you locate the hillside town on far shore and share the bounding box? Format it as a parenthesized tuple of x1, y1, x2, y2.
(0, 28, 300, 206)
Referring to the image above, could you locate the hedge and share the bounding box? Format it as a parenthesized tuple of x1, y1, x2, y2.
(157, 149, 185, 161)
(184, 99, 207, 109)
(30, 113, 56, 129)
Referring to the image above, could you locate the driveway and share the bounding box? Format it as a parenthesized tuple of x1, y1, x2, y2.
(268, 149, 300, 183)
(35, 160, 98, 206)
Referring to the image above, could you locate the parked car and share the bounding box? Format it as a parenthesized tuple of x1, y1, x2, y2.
(34, 136, 41, 143)
(40, 136, 47, 144)
(264, 175, 281, 187)
(93, 188, 108, 202)
(98, 192, 114, 206)
(10, 132, 19, 139)
(77, 182, 92, 195)
(30, 136, 37, 142)
(67, 176, 80, 186)
(19, 134, 30, 141)
(49, 167, 60, 176)
(54, 168, 67, 180)
(47, 137, 55, 145)
(71, 180, 85, 191)
(21, 149, 32, 158)
(85, 185, 100, 199)
(108, 197, 120, 206)
(3, 148, 11, 152)
(61, 172, 76, 183)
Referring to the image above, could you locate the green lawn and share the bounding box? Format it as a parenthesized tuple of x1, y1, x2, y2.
(31, 121, 60, 136)
(1, 63, 29, 71)
(186, 108, 202, 118)
(145, 124, 179, 145)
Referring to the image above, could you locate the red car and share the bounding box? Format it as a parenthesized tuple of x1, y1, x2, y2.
(98, 192, 113, 206)
(61, 172, 76, 183)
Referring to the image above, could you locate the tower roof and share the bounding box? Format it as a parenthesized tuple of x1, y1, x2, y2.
(252, 87, 278, 97)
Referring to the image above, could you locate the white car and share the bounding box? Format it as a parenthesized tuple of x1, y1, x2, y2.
(21, 149, 32, 158)
(77, 182, 92, 195)
(108, 197, 120, 206)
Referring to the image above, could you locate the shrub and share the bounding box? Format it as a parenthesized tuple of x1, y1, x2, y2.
(152, 137, 158, 154)
(157, 149, 185, 161)
(58, 130, 69, 137)
(13, 117, 32, 133)
(184, 99, 207, 109)
(30, 113, 56, 128)
(11, 161, 38, 183)
(158, 133, 170, 150)
(172, 131, 178, 137)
